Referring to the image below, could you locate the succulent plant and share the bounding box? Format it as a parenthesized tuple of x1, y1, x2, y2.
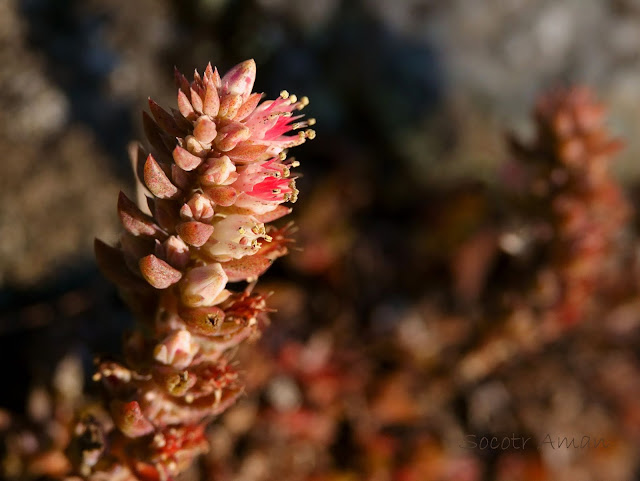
(73, 59, 314, 480)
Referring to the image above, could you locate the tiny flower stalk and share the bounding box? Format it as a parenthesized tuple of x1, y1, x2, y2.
(510, 87, 629, 328)
(81, 60, 313, 480)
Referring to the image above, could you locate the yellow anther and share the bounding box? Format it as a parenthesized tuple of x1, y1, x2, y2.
(305, 129, 316, 140)
(289, 94, 298, 104)
(307, 118, 316, 126)
(238, 227, 246, 234)
(291, 160, 300, 168)
(300, 96, 309, 106)
(278, 152, 287, 160)
(264, 234, 273, 242)
(280, 90, 290, 99)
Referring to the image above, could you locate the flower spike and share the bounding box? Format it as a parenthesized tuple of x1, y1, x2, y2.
(79, 59, 314, 480)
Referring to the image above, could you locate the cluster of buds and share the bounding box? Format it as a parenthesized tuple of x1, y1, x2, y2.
(81, 59, 313, 480)
(510, 87, 630, 327)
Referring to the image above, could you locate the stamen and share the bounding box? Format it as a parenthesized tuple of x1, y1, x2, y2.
(280, 90, 290, 99)
(299, 96, 310, 108)
(305, 129, 316, 140)
(289, 94, 298, 104)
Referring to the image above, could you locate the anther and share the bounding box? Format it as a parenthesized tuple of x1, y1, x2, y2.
(305, 129, 316, 140)
(280, 90, 290, 99)
(153, 433, 166, 448)
(289, 94, 298, 104)
(307, 118, 316, 126)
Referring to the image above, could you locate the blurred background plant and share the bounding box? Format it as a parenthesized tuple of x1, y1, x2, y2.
(1, 1, 640, 480)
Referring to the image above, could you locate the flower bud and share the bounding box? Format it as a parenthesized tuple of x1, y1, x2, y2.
(201, 156, 237, 186)
(154, 330, 198, 369)
(181, 263, 228, 307)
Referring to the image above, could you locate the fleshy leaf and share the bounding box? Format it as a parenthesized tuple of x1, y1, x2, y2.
(111, 401, 154, 438)
(139, 254, 183, 289)
(173, 146, 202, 171)
(204, 185, 238, 206)
(148, 98, 183, 136)
(176, 221, 214, 247)
(222, 255, 272, 282)
(144, 154, 180, 199)
(117, 191, 159, 237)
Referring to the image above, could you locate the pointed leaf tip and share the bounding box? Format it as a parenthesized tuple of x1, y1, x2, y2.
(139, 254, 183, 289)
(117, 191, 158, 236)
(172, 145, 202, 171)
(222, 255, 272, 282)
(144, 154, 180, 199)
(176, 221, 214, 247)
(222, 59, 256, 99)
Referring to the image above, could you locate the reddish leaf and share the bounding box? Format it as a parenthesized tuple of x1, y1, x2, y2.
(174, 67, 191, 95)
(171, 164, 191, 190)
(171, 108, 194, 131)
(222, 255, 272, 282)
(190, 87, 203, 113)
(193, 116, 217, 144)
(173, 145, 202, 171)
(149, 198, 179, 231)
(94, 239, 147, 290)
(204, 185, 237, 206)
(203, 77, 220, 117)
(176, 221, 214, 247)
(139, 254, 182, 289)
(177, 89, 195, 119)
(226, 142, 270, 163)
(142, 112, 173, 161)
(117, 191, 158, 236)
(217, 94, 242, 120)
(234, 92, 262, 121)
(148, 98, 183, 136)
(144, 154, 180, 199)
(254, 205, 292, 223)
